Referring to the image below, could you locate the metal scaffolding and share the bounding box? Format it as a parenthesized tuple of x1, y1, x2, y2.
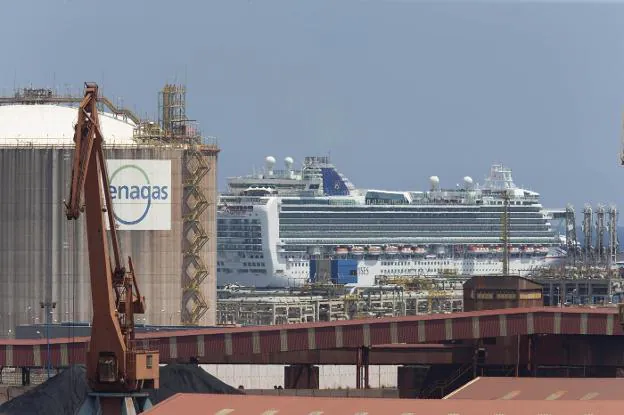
(159, 84, 188, 139)
(182, 146, 212, 324)
(501, 191, 510, 275)
(596, 204, 606, 264)
(216, 283, 464, 327)
(582, 205, 593, 264)
(135, 84, 220, 325)
(608, 205, 619, 268)
(565, 205, 577, 265)
(155, 84, 220, 325)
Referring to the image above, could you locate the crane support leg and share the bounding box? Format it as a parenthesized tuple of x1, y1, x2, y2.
(83, 142, 127, 389)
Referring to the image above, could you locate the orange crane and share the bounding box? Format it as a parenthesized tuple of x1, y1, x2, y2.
(65, 83, 159, 413)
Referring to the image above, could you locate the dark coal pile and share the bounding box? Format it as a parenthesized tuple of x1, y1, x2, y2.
(0, 363, 242, 415)
(146, 363, 244, 404)
(0, 365, 90, 415)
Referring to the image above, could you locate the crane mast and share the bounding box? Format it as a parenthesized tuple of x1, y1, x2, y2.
(501, 191, 510, 275)
(65, 83, 159, 395)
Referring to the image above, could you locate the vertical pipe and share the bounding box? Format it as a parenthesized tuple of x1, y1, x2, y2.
(356, 347, 362, 389)
(502, 192, 510, 275)
(46, 306, 51, 379)
(515, 335, 520, 377)
(527, 335, 532, 376)
(363, 347, 370, 389)
(472, 345, 477, 379)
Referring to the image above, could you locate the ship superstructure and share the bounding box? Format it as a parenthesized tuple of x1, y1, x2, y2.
(217, 156, 566, 287)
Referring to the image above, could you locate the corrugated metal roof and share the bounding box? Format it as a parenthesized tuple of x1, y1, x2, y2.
(445, 377, 624, 400)
(464, 275, 542, 290)
(0, 306, 620, 368)
(0, 104, 135, 144)
(0, 306, 615, 345)
(137, 306, 619, 338)
(145, 393, 624, 414)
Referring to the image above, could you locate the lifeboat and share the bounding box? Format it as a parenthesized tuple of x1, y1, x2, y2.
(335, 246, 349, 255)
(401, 246, 413, 255)
(351, 246, 365, 256)
(414, 246, 427, 255)
(537, 246, 549, 254)
(368, 246, 382, 255)
(385, 245, 399, 255)
(471, 245, 489, 253)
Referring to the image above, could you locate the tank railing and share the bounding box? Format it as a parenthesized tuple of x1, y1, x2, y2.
(0, 91, 141, 124)
(0, 140, 218, 150)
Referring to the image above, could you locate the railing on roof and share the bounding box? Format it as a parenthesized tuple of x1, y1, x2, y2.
(0, 88, 141, 124)
(0, 88, 221, 151)
(0, 139, 218, 150)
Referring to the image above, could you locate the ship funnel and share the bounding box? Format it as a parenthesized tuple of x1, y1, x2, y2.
(265, 156, 276, 176)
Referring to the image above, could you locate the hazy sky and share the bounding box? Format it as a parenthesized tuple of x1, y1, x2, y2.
(2, 0, 624, 216)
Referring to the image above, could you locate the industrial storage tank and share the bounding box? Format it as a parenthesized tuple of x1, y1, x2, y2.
(0, 87, 219, 337)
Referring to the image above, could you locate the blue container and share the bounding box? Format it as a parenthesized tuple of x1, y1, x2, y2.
(309, 259, 358, 284)
(331, 259, 358, 284)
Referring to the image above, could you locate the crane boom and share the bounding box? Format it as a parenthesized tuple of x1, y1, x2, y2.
(65, 83, 159, 393)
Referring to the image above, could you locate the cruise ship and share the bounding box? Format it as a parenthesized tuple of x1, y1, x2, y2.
(217, 156, 567, 287)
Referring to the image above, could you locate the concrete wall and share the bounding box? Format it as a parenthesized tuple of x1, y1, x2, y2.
(201, 364, 399, 390)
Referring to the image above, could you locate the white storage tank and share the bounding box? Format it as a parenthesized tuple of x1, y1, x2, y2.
(0, 101, 218, 336)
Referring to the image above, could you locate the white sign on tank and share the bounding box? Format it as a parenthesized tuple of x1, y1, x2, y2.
(105, 159, 172, 231)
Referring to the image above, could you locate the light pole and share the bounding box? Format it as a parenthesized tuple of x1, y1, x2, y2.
(169, 311, 181, 325)
(40, 301, 56, 379)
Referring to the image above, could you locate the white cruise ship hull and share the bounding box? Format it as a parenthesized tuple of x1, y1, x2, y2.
(217, 203, 567, 288)
(217, 159, 569, 288)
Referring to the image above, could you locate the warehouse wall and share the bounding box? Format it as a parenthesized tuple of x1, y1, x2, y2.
(201, 364, 399, 390)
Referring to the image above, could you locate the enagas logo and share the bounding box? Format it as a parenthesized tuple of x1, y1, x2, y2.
(109, 164, 169, 225)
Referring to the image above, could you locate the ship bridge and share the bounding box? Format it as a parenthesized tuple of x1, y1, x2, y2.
(545, 208, 567, 220)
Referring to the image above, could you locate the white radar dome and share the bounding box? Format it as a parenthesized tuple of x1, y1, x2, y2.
(463, 176, 473, 187)
(284, 156, 294, 170)
(429, 175, 440, 190)
(265, 156, 276, 176)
